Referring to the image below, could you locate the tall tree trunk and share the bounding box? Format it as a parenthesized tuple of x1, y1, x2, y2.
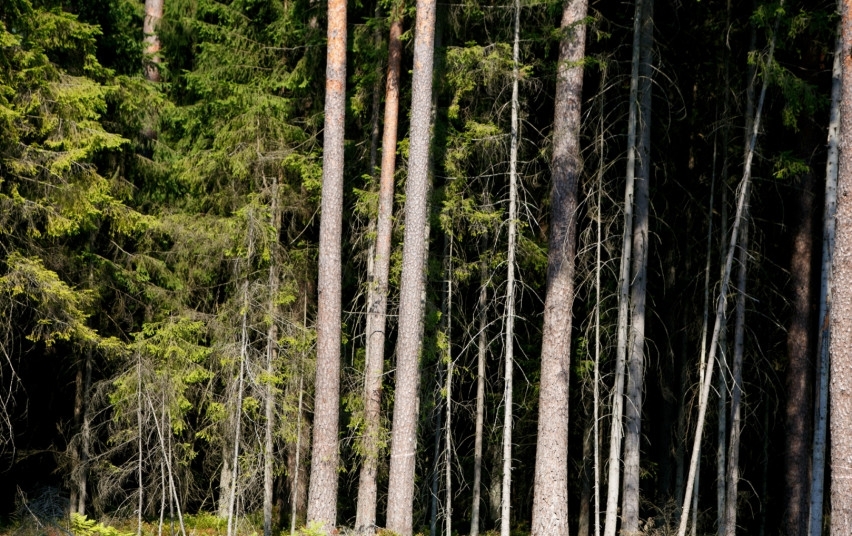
(830, 1, 852, 531)
(784, 169, 815, 536)
(290, 373, 306, 536)
(385, 0, 437, 527)
(306, 0, 347, 526)
(603, 0, 645, 531)
(621, 1, 653, 532)
(227, 279, 250, 536)
(143, 0, 163, 81)
(809, 21, 841, 536)
(445, 237, 454, 536)
(676, 11, 779, 535)
(470, 255, 488, 536)
(529, 1, 587, 535)
(264, 177, 282, 536)
(724, 203, 749, 536)
(500, 2, 520, 533)
(355, 5, 404, 533)
(578, 420, 593, 536)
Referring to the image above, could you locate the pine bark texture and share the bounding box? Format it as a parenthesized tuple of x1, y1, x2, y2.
(384, 0, 437, 529)
(306, 0, 347, 526)
(620, 0, 653, 531)
(143, 0, 163, 81)
(355, 5, 403, 532)
(529, 0, 587, 534)
(830, 1, 852, 532)
(783, 171, 814, 536)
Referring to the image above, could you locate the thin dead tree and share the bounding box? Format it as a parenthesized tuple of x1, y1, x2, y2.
(500, 0, 520, 533)
(143, 0, 163, 81)
(808, 19, 841, 536)
(676, 10, 780, 535)
(603, 0, 646, 532)
(470, 252, 488, 536)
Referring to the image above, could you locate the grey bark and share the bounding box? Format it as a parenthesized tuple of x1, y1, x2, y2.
(470, 257, 488, 536)
(620, 1, 653, 531)
(500, 1, 520, 533)
(724, 203, 749, 536)
(306, 0, 347, 526)
(264, 177, 282, 536)
(676, 11, 778, 534)
(808, 20, 841, 536)
(529, 0, 587, 533)
(384, 0, 437, 527)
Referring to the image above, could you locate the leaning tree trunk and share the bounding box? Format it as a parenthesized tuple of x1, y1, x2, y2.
(783, 169, 815, 536)
(809, 20, 841, 536)
(529, 0, 588, 534)
(355, 4, 404, 532)
(500, 0, 520, 533)
(143, 0, 163, 81)
(676, 10, 779, 535)
(620, 1, 653, 532)
(306, 0, 347, 527)
(384, 0, 437, 529)
(830, 1, 852, 531)
(724, 202, 749, 536)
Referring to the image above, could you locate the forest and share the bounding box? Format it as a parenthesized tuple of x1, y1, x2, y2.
(1, 0, 851, 534)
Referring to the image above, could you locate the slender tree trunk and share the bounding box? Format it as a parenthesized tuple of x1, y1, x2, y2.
(356, 6, 404, 532)
(676, 11, 779, 534)
(784, 169, 815, 536)
(809, 21, 841, 536)
(724, 203, 749, 536)
(143, 0, 164, 81)
(306, 0, 347, 526)
(446, 238, 454, 536)
(264, 177, 282, 536)
(621, 1, 653, 532)
(500, 2, 520, 533)
(138, 355, 144, 536)
(148, 396, 187, 536)
(290, 373, 305, 536)
(384, 0, 437, 527)
(529, 0, 587, 533)
(593, 66, 606, 536)
(579, 421, 593, 536)
(470, 255, 488, 536)
(430, 369, 443, 536)
(830, 2, 852, 532)
(227, 279, 250, 536)
(603, 0, 644, 531)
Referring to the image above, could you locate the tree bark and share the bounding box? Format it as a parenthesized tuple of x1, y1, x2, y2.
(809, 21, 841, 536)
(384, 0, 437, 527)
(264, 177, 282, 536)
(784, 170, 815, 536)
(724, 204, 749, 536)
(143, 0, 164, 81)
(355, 5, 404, 533)
(621, 1, 653, 531)
(676, 11, 778, 534)
(470, 256, 488, 536)
(306, 0, 347, 527)
(603, 0, 644, 530)
(830, 1, 852, 532)
(529, 0, 587, 534)
(500, 1, 520, 533)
